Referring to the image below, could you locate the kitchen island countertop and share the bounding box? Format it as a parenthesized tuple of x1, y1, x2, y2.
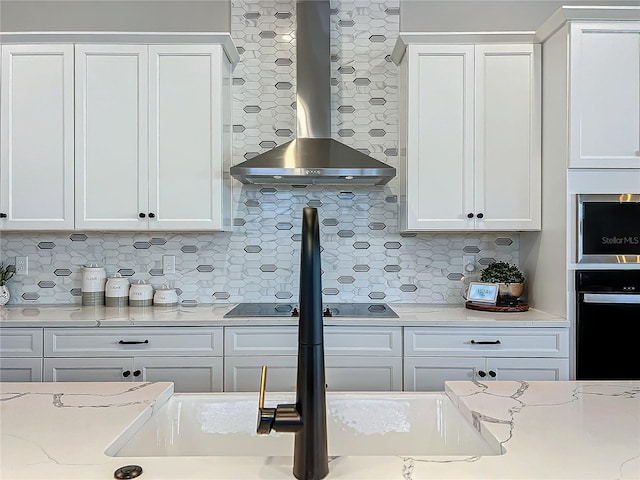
(0, 380, 638, 479)
(0, 303, 568, 328)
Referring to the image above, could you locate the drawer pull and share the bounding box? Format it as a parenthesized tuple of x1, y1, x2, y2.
(470, 340, 501, 345)
(133, 370, 141, 377)
(118, 340, 149, 345)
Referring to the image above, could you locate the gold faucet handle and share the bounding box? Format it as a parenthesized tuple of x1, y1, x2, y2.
(259, 365, 267, 409)
(257, 365, 275, 435)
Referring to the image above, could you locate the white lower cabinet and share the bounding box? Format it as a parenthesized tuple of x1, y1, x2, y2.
(138, 356, 222, 392)
(43, 327, 223, 392)
(0, 327, 44, 382)
(487, 357, 569, 381)
(404, 357, 569, 391)
(44, 357, 133, 383)
(2, 324, 569, 392)
(0, 358, 43, 382)
(224, 326, 403, 392)
(44, 356, 223, 392)
(404, 327, 569, 391)
(224, 355, 403, 392)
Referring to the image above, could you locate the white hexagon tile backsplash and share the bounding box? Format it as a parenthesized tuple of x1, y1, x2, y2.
(0, 0, 519, 305)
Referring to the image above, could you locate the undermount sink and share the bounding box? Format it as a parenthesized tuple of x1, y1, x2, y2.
(107, 392, 502, 458)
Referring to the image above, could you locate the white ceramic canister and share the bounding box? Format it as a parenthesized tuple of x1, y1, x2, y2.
(129, 280, 154, 307)
(153, 285, 178, 307)
(82, 263, 107, 306)
(105, 273, 130, 307)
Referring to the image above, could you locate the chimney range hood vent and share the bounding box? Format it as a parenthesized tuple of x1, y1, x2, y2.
(230, 0, 396, 186)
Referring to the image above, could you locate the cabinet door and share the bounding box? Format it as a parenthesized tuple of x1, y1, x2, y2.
(403, 356, 485, 392)
(325, 356, 403, 392)
(475, 44, 541, 230)
(75, 44, 149, 230)
(570, 24, 640, 168)
(487, 357, 569, 381)
(135, 356, 223, 393)
(0, 44, 74, 230)
(44, 357, 134, 382)
(0, 358, 43, 382)
(148, 45, 225, 230)
(224, 356, 403, 392)
(405, 45, 475, 230)
(224, 356, 297, 392)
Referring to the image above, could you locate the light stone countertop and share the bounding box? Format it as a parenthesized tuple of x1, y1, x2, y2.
(0, 303, 568, 328)
(1, 380, 638, 479)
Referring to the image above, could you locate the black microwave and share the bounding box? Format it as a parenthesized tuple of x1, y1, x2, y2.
(578, 194, 640, 264)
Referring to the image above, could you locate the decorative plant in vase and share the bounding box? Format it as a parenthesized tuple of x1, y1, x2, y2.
(0, 262, 16, 306)
(480, 261, 525, 305)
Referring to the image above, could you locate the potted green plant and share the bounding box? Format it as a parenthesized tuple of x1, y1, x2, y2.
(0, 262, 16, 306)
(480, 261, 525, 301)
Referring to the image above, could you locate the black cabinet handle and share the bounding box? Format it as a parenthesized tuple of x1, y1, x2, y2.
(477, 370, 486, 378)
(489, 370, 496, 378)
(118, 340, 149, 345)
(148, 212, 156, 218)
(0, 213, 7, 218)
(470, 340, 501, 345)
(122, 370, 131, 377)
(467, 213, 474, 219)
(139, 212, 146, 218)
(477, 213, 484, 219)
(133, 370, 141, 377)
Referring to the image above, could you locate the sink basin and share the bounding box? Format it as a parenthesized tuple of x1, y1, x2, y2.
(107, 392, 502, 457)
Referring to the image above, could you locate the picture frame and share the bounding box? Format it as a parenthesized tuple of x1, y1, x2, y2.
(466, 282, 499, 304)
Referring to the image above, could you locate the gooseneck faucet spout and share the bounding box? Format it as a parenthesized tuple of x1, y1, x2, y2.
(257, 207, 329, 480)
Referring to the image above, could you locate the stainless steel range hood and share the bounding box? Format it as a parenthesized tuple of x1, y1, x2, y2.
(230, 0, 395, 186)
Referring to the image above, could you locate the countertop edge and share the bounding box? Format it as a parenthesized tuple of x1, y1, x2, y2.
(0, 304, 569, 328)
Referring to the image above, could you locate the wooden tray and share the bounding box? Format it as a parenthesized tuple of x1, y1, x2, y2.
(465, 301, 529, 312)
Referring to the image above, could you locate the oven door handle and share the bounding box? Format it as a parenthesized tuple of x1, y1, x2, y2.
(583, 293, 640, 304)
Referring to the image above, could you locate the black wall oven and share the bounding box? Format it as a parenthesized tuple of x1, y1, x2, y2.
(577, 194, 640, 264)
(576, 270, 640, 380)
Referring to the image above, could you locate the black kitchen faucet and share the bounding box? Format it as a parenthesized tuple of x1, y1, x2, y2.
(256, 207, 329, 480)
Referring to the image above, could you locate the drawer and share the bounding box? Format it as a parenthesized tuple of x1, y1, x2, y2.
(404, 327, 569, 357)
(224, 326, 402, 356)
(0, 328, 44, 357)
(44, 327, 223, 357)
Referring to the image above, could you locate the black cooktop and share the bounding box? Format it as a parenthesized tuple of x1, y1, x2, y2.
(223, 303, 398, 318)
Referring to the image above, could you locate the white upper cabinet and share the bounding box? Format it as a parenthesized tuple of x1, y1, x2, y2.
(397, 42, 541, 232)
(569, 23, 640, 168)
(0, 44, 75, 230)
(75, 44, 232, 231)
(148, 45, 228, 231)
(74, 45, 148, 230)
(475, 45, 541, 231)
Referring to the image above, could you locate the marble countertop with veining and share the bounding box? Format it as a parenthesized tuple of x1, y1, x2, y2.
(1, 380, 638, 479)
(0, 303, 568, 328)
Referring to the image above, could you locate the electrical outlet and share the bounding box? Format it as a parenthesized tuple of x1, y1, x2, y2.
(463, 255, 476, 274)
(15, 256, 28, 275)
(162, 255, 176, 275)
